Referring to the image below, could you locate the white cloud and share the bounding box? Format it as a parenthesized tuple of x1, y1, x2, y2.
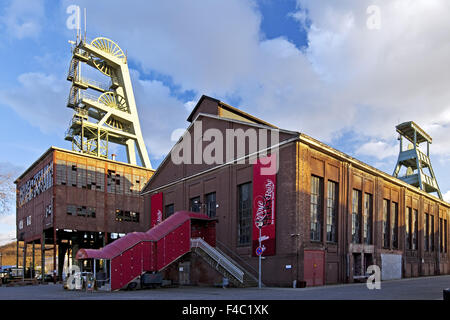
(294, 0, 450, 144)
(443, 190, 450, 203)
(0, 72, 72, 135)
(0, 68, 188, 163)
(131, 70, 189, 160)
(0, 228, 16, 246)
(171, 128, 186, 142)
(1, 0, 45, 39)
(0, 214, 15, 227)
(66, 0, 261, 95)
(355, 141, 398, 160)
(7, 0, 450, 168)
(184, 100, 197, 113)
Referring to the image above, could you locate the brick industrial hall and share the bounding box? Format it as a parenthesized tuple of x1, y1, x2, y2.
(142, 95, 449, 287)
(13, 36, 449, 291)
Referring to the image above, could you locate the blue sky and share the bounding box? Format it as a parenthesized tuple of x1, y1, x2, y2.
(1, 0, 450, 245)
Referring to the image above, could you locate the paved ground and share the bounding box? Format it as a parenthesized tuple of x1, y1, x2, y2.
(0, 275, 449, 300)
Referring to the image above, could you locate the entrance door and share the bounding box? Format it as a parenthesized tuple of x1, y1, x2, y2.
(178, 262, 190, 285)
(304, 250, 325, 286)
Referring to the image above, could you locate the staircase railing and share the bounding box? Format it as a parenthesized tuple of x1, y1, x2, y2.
(191, 238, 244, 283)
(76, 76, 109, 91)
(80, 91, 100, 102)
(215, 239, 259, 281)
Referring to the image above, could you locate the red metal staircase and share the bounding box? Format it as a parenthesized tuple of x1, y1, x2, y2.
(76, 211, 215, 291)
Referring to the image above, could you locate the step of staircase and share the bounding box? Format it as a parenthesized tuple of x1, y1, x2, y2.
(191, 248, 245, 287)
(191, 242, 259, 288)
(213, 246, 260, 287)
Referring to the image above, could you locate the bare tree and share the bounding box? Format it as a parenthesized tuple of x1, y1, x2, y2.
(0, 171, 15, 215)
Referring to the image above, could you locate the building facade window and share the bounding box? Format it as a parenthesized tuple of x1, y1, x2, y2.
(406, 207, 411, 249)
(115, 210, 139, 222)
(327, 181, 339, 242)
(412, 209, 418, 250)
(66, 205, 95, 218)
(165, 204, 174, 218)
(19, 220, 23, 230)
(391, 202, 398, 249)
(445, 220, 448, 253)
(352, 189, 362, 244)
(430, 215, 435, 251)
(382, 199, 390, 248)
(310, 176, 323, 242)
(424, 213, 429, 252)
(67, 205, 76, 216)
(363, 193, 373, 245)
(237, 183, 252, 246)
(439, 218, 447, 253)
(205, 192, 216, 218)
(190, 196, 201, 213)
(26, 216, 32, 226)
(326, 181, 338, 243)
(45, 204, 52, 218)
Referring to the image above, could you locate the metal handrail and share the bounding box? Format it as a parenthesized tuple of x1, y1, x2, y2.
(417, 148, 430, 165)
(76, 76, 109, 91)
(80, 91, 99, 102)
(215, 239, 259, 279)
(73, 46, 90, 58)
(74, 107, 88, 117)
(191, 238, 244, 283)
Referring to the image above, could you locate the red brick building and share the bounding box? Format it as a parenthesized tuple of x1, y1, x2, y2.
(15, 147, 154, 278)
(142, 95, 450, 287)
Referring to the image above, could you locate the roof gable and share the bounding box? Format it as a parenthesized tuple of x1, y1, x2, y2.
(187, 94, 277, 128)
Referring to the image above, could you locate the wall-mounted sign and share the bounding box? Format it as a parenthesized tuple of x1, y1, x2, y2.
(252, 154, 277, 256)
(18, 161, 53, 207)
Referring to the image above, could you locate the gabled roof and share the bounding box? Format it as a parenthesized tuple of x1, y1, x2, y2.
(141, 111, 298, 194)
(186, 95, 220, 122)
(187, 94, 278, 128)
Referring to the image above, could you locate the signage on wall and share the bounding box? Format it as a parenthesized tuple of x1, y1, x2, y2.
(150, 192, 163, 227)
(252, 154, 277, 256)
(18, 161, 53, 207)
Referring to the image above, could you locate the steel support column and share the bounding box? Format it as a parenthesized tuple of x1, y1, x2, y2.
(32, 242, 35, 279)
(22, 241, 26, 281)
(53, 228, 57, 282)
(41, 232, 46, 280)
(15, 240, 19, 270)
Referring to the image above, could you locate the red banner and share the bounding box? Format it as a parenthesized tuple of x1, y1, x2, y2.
(150, 192, 163, 228)
(252, 154, 277, 256)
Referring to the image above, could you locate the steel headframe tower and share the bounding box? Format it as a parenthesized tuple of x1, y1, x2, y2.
(65, 37, 152, 169)
(392, 121, 442, 199)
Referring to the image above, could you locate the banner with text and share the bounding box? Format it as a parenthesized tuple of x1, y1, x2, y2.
(151, 192, 163, 228)
(252, 154, 277, 256)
